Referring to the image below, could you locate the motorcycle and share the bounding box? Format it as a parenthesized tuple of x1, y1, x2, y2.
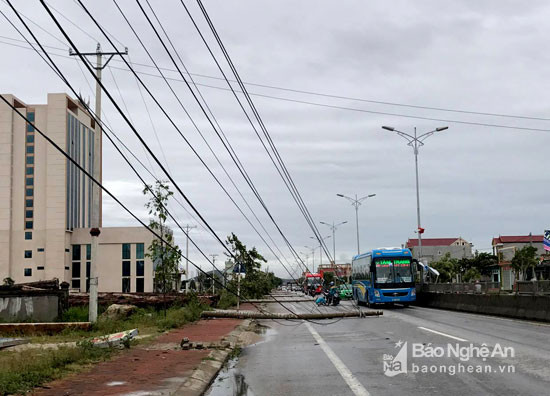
(315, 289, 340, 306)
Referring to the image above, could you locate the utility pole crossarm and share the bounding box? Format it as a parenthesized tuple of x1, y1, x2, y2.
(69, 45, 128, 70)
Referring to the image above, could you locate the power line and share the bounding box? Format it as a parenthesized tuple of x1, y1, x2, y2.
(31, 0, 324, 321)
(133, 0, 312, 287)
(2, 3, 305, 322)
(2, 35, 550, 133)
(193, 0, 334, 261)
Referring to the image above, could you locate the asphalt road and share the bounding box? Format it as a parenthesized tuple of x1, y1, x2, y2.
(206, 294, 550, 396)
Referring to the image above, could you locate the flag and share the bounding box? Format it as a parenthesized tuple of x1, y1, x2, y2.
(544, 230, 550, 251)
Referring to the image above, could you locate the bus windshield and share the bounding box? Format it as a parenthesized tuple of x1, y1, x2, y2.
(374, 258, 413, 284)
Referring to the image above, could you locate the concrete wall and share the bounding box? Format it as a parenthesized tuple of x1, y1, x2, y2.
(0, 294, 60, 322)
(417, 292, 550, 322)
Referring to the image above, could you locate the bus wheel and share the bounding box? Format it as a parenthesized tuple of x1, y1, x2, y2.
(366, 294, 371, 308)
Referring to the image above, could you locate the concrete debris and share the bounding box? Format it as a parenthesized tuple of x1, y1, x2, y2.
(100, 304, 138, 321)
(0, 337, 29, 349)
(89, 328, 138, 348)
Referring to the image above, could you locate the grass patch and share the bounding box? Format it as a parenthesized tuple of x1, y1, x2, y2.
(0, 297, 210, 394)
(30, 297, 208, 344)
(0, 343, 114, 395)
(216, 290, 238, 310)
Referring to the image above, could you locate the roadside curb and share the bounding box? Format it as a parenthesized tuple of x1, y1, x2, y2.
(172, 319, 252, 396)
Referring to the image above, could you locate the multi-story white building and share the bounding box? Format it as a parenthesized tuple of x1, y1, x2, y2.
(0, 93, 156, 292)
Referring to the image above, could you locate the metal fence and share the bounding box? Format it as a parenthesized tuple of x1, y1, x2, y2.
(421, 282, 501, 294)
(422, 281, 550, 295)
(515, 280, 550, 295)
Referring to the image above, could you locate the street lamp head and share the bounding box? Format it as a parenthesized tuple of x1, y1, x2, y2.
(336, 194, 344, 197)
(436, 126, 449, 132)
(368, 194, 376, 198)
(382, 126, 395, 131)
(320, 221, 329, 226)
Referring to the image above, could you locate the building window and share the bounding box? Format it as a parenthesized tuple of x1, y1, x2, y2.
(25, 210, 33, 219)
(24, 250, 32, 258)
(37, 266, 44, 270)
(72, 245, 81, 261)
(136, 278, 144, 293)
(26, 134, 34, 143)
(26, 178, 33, 186)
(26, 188, 33, 197)
(72, 279, 81, 289)
(26, 167, 34, 175)
(122, 278, 130, 293)
(136, 243, 144, 259)
(72, 262, 81, 279)
(86, 261, 90, 292)
(26, 146, 34, 154)
(122, 243, 131, 260)
(24, 268, 32, 277)
(26, 156, 34, 165)
(25, 199, 33, 207)
(37, 248, 44, 252)
(122, 261, 131, 277)
(25, 221, 33, 229)
(25, 231, 32, 240)
(136, 260, 144, 277)
(27, 112, 35, 122)
(86, 244, 91, 260)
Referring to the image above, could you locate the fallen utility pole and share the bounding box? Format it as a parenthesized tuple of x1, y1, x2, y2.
(201, 309, 382, 320)
(246, 299, 314, 303)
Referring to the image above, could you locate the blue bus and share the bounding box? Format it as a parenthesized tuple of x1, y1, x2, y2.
(352, 248, 417, 307)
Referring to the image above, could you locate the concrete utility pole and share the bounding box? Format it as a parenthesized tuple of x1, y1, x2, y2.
(381, 125, 448, 262)
(320, 221, 348, 265)
(337, 193, 376, 256)
(183, 225, 196, 293)
(70, 43, 128, 323)
(209, 254, 218, 294)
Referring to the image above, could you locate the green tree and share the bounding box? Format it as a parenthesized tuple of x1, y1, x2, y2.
(511, 245, 538, 281)
(143, 181, 182, 312)
(457, 252, 498, 282)
(323, 272, 335, 286)
(430, 253, 459, 283)
(225, 233, 280, 299)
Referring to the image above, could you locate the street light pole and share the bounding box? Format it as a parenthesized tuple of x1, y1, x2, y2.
(320, 221, 348, 265)
(337, 194, 376, 255)
(310, 235, 331, 268)
(209, 254, 218, 294)
(304, 246, 316, 273)
(381, 125, 448, 261)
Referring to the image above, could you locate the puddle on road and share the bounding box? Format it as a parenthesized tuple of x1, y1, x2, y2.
(206, 323, 277, 396)
(205, 357, 255, 396)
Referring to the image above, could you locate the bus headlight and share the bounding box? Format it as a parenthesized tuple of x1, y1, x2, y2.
(411, 289, 416, 296)
(374, 290, 380, 298)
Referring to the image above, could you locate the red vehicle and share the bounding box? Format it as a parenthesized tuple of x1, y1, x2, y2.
(303, 273, 323, 296)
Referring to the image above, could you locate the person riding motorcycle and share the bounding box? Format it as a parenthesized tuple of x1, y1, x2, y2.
(327, 281, 338, 304)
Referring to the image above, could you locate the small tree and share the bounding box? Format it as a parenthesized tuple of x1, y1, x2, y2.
(323, 272, 335, 286)
(225, 233, 269, 299)
(430, 253, 459, 283)
(511, 245, 538, 281)
(143, 181, 182, 313)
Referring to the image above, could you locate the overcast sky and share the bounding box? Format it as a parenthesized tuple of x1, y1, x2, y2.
(2, 1, 550, 278)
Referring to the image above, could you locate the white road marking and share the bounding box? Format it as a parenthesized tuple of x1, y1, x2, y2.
(304, 321, 370, 396)
(418, 326, 468, 342)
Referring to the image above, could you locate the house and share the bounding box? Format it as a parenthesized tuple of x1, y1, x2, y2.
(405, 237, 473, 264)
(492, 234, 546, 290)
